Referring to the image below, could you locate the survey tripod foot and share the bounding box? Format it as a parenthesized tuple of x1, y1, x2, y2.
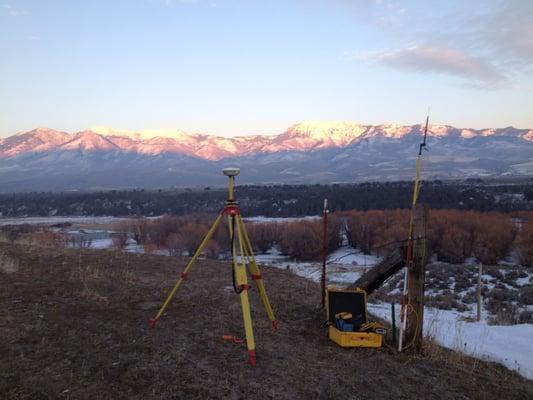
(248, 350, 257, 367)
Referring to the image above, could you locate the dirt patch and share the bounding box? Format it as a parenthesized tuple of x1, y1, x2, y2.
(1, 243, 532, 399)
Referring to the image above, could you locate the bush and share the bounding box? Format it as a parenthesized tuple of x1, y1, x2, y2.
(471, 213, 515, 265)
(279, 220, 322, 261)
(326, 216, 343, 253)
(246, 222, 278, 254)
(429, 211, 474, 263)
(130, 218, 149, 244)
(166, 232, 184, 256)
(519, 285, 533, 305)
(515, 219, 533, 267)
(146, 215, 179, 247)
(181, 223, 209, 255)
(31, 229, 65, 247)
(342, 210, 408, 254)
(111, 221, 130, 251)
(519, 310, 533, 324)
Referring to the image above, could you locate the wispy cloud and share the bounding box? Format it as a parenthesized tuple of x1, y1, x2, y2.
(2, 3, 25, 17)
(345, 0, 532, 90)
(484, 0, 533, 70)
(161, 0, 199, 5)
(353, 45, 509, 89)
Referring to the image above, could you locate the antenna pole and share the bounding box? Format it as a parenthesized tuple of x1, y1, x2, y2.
(398, 112, 429, 352)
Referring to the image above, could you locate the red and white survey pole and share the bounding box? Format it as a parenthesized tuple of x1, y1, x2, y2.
(321, 198, 329, 309)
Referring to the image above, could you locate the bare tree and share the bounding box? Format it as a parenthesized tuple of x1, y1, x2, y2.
(166, 232, 184, 256)
(112, 222, 130, 251)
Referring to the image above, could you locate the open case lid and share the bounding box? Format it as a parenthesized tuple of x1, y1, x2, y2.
(326, 288, 368, 324)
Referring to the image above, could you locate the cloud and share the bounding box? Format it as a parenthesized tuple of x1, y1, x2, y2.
(2, 3, 25, 16)
(161, 0, 199, 5)
(354, 45, 509, 89)
(344, 0, 532, 89)
(484, 0, 533, 69)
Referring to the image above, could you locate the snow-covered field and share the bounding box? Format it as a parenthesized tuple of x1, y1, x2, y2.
(368, 304, 533, 380)
(244, 216, 321, 223)
(0, 216, 129, 226)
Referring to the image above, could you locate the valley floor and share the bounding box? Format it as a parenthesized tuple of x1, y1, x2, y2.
(1, 244, 533, 399)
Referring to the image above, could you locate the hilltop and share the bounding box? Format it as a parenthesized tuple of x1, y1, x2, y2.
(1, 243, 533, 399)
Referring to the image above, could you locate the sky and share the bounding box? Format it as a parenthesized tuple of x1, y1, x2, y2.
(1, 0, 532, 137)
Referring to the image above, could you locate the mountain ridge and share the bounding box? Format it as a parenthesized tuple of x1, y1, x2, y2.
(0, 121, 531, 192)
(1, 122, 532, 162)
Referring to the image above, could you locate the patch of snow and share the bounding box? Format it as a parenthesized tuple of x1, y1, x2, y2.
(0, 216, 130, 226)
(90, 239, 113, 249)
(368, 303, 533, 380)
(245, 216, 321, 223)
(327, 246, 381, 267)
(517, 274, 533, 287)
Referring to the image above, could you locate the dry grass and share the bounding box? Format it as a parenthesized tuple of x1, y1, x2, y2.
(0, 252, 18, 274)
(78, 285, 109, 304)
(1, 243, 533, 400)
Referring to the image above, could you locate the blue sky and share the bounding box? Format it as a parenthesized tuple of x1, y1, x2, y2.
(1, 0, 532, 137)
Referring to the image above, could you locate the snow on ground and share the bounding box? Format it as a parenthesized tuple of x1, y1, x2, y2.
(517, 273, 533, 287)
(327, 247, 380, 267)
(244, 216, 320, 223)
(0, 215, 164, 226)
(0, 216, 130, 226)
(256, 245, 533, 380)
(254, 246, 377, 286)
(90, 238, 114, 249)
(368, 303, 533, 380)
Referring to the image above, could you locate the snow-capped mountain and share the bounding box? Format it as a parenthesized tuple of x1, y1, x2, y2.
(0, 122, 531, 192)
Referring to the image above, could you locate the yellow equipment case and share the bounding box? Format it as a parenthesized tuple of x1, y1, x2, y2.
(326, 287, 385, 348)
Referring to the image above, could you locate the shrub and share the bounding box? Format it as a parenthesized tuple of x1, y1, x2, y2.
(515, 219, 533, 267)
(278, 220, 322, 261)
(246, 222, 278, 254)
(130, 218, 149, 244)
(471, 213, 515, 265)
(326, 216, 343, 253)
(111, 221, 130, 251)
(519, 285, 533, 305)
(31, 229, 65, 247)
(166, 232, 184, 256)
(340, 209, 410, 255)
(180, 223, 209, 255)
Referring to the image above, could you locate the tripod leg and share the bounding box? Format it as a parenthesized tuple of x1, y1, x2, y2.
(234, 218, 257, 366)
(237, 215, 278, 330)
(237, 269, 256, 366)
(149, 212, 224, 328)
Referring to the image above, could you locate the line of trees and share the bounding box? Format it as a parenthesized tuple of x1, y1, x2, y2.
(0, 180, 531, 218)
(341, 209, 532, 266)
(118, 215, 343, 261)
(121, 209, 532, 266)
(2, 209, 531, 267)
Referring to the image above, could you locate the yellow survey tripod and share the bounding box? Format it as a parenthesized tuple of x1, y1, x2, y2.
(149, 167, 278, 366)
